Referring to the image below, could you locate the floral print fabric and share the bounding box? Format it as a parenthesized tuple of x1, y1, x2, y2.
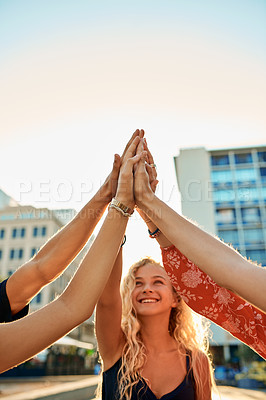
(161, 245, 266, 359)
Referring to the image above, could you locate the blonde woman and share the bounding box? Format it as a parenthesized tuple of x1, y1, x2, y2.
(95, 149, 214, 400)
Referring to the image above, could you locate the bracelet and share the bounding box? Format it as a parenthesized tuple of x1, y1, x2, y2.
(109, 198, 134, 217)
(109, 204, 132, 217)
(121, 235, 126, 247)
(148, 227, 161, 238)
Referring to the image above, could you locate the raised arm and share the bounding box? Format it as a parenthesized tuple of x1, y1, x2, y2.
(96, 248, 125, 370)
(136, 139, 172, 249)
(134, 147, 266, 313)
(0, 135, 145, 374)
(96, 132, 146, 370)
(6, 130, 142, 317)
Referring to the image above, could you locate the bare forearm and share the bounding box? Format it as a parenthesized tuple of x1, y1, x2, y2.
(60, 208, 127, 318)
(34, 191, 108, 279)
(140, 195, 266, 311)
(0, 208, 128, 373)
(97, 249, 123, 306)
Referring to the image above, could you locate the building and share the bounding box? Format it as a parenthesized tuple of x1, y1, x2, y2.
(0, 198, 97, 375)
(174, 145, 266, 363)
(0, 188, 18, 209)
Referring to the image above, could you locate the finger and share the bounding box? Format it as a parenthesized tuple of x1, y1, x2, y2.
(145, 163, 155, 184)
(150, 179, 159, 193)
(114, 153, 121, 168)
(139, 129, 145, 139)
(146, 162, 157, 185)
(123, 136, 141, 161)
(143, 139, 157, 180)
(121, 129, 140, 159)
(123, 151, 146, 175)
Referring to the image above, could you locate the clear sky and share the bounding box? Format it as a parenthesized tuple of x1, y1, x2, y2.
(0, 0, 265, 268)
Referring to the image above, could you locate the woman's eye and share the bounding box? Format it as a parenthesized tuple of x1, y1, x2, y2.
(135, 281, 142, 287)
(154, 280, 163, 285)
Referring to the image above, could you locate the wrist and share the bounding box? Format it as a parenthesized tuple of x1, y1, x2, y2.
(136, 191, 156, 211)
(115, 195, 135, 211)
(109, 198, 134, 217)
(95, 183, 112, 204)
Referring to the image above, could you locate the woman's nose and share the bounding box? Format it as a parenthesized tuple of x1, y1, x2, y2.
(143, 286, 153, 293)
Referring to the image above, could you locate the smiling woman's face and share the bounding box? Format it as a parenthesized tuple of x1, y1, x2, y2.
(131, 264, 177, 317)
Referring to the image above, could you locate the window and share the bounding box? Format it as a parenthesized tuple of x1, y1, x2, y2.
(0, 249, 2, 260)
(12, 228, 26, 238)
(31, 293, 42, 304)
(244, 229, 264, 244)
(260, 168, 266, 182)
(261, 187, 266, 201)
(0, 229, 5, 239)
(218, 229, 239, 245)
(246, 249, 266, 266)
(33, 226, 47, 237)
(234, 153, 252, 164)
(234, 168, 257, 183)
(31, 248, 37, 257)
(212, 189, 235, 203)
(215, 209, 236, 225)
(211, 155, 230, 166)
(8, 270, 14, 277)
(211, 170, 233, 185)
(9, 248, 24, 260)
(258, 151, 266, 162)
(237, 187, 259, 203)
(241, 208, 261, 224)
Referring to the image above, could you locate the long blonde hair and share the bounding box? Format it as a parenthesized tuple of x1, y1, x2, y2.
(98, 258, 215, 399)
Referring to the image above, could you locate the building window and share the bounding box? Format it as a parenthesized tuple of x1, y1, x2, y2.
(33, 226, 47, 237)
(31, 248, 37, 257)
(237, 187, 259, 203)
(213, 189, 235, 203)
(211, 170, 233, 185)
(260, 167, 266, 182)
(234, 153, 252, 164)
(0, 249, 2, 260)
(8, 270, 14, 277)
(0, 229, 5, 239)
(218, 229, 239, 245)
(215, 209, 236, 225)
(244, 229, 264, 244)
(258, 151, 266, 162)
(234, 168, 257, 183)
(246, 249, 266, 266)
(31, 292, 42, 304)
(211, 155, 230, 166)
(241, 208, 261, 224)
(12, 228, 26, 238)
(9, 248, 24, 260)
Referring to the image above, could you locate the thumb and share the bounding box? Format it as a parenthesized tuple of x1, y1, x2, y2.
(113, 154, 121, 169)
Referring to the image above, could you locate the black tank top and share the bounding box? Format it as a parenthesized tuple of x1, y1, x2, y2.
(102, 354, 195, 399)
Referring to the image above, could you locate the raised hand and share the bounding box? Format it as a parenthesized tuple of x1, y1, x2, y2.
(134, 139, 157, 209)
(100, 130, 145, 202)
(115, 135, 146, 210)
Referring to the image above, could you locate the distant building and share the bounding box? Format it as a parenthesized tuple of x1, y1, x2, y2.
(174, 145, 266, 363)
(0, 188, 18, 209)
(0, 202, 95, 346)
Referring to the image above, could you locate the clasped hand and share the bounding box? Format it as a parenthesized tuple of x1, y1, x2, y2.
(115, 130, 157, 210)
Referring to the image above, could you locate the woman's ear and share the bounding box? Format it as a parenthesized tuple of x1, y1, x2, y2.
(172, 293, 181, 308)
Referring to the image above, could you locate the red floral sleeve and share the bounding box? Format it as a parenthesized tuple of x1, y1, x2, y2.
(161, 245, 266, 359)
